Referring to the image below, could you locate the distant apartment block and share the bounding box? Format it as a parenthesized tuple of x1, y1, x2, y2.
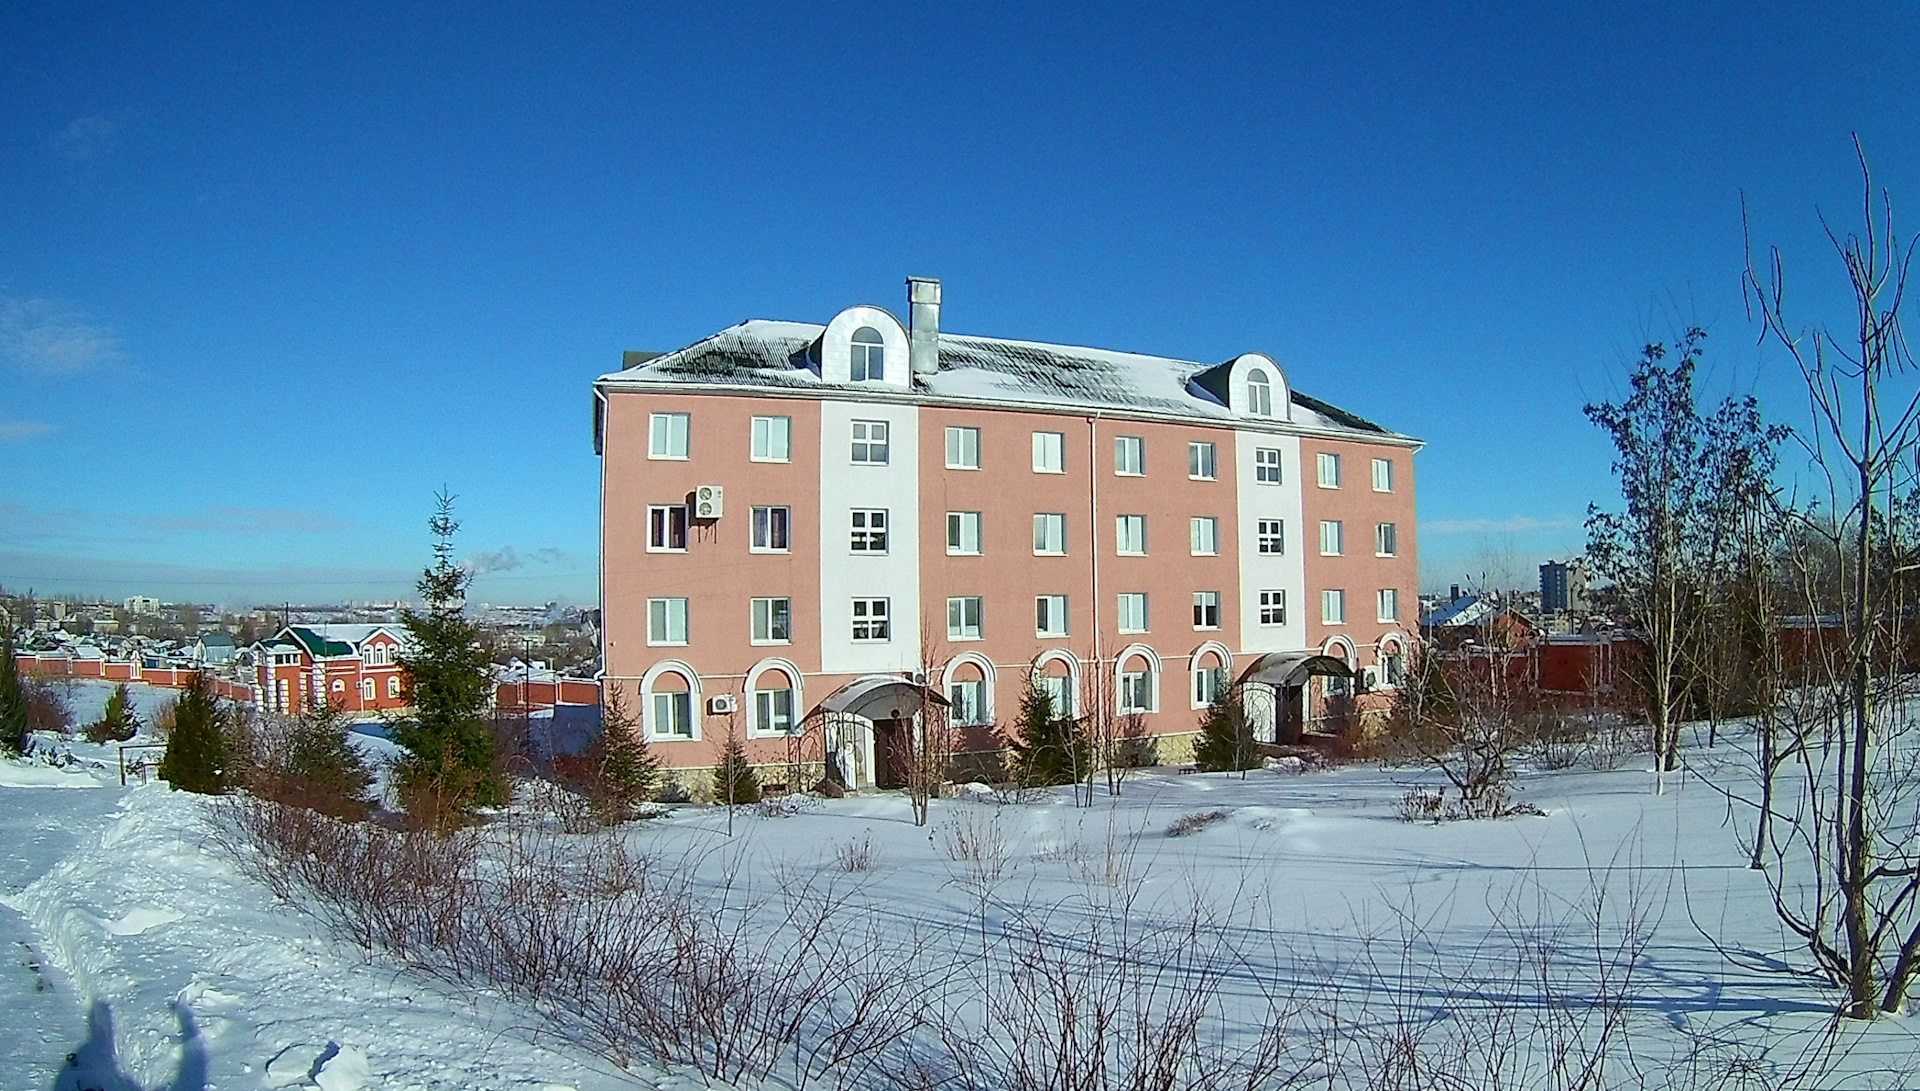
(594, 279, 1421, 785)
(1540, 558, 1587, 614)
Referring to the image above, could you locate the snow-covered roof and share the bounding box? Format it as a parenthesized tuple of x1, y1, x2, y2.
(598, 319, 1415, 442)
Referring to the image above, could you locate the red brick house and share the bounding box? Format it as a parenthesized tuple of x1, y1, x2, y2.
(248, 624, 413, 716)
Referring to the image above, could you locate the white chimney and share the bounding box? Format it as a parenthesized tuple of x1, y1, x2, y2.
(907, 277, 941, 376)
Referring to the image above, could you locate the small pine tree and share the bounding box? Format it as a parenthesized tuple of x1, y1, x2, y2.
(588, 686, 662, 823)
(87, 683, 140, 744)
(1192, 689, 1260, 772)
(272, 702, 375, 821)
(1005, 678, 1089, 787)
(394, 491, 503, 829)
(712, 730, 761, 806)
(0, 633, 27, 754)
(157, 671, 227, 794)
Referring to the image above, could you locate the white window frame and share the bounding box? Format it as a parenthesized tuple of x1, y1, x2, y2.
(1377, 588, 1399, 623)
(1247, 369, 1274, 417)
(1320, 519, 1344, 557)
(750, 415, 791, 462)
(851, 419, 890, 465)
(1192, 663, 1228, 708)
(947, 596, 984, 641)
(850, 326, 886, 382)
(648, 597, 689, 646)
(1316, 451, 1341, 488)
(649, 687, 695, 741)
(360, 678, 374, 703)
(1190, 516, 1219, 556)
(1193, 591, 1221, 630)
(751, 597, 792, 645)
(1257, 518, 1285, 555)
(1037, 672, 1074, 719)
(1117, 592, 1149, 634)
(1114, 435, 1145, 476)
(752, 685, 796, 737)
(1383, 648, 1407, 687)
(1116, 514, 1147, 556)
(852, 598, 891, 642)
(946, 426, 981, 470)
(648, 504, 689, 552)
(1259, 589, 1287, 625)
(750, 505, 791, 553)
(1118, 665, 1156, 715)
(947, 511, 983, 556)
(648, 412, 689, 460)
(948, 676, 989, 726)
(850, 509, 889, 554)
(1033, 513, 1067, 556)
(387, 675, 401, 699)
(1372, 457, 1394, 493)
(1032, 431, 1066, 474)
(1188, 441, 1218, 481)
(1035, 594, 1069, 638)
(1322, 589, 1346, 625)
(1254, 447, 1282, 484)
(1375, 522, 1398, 557)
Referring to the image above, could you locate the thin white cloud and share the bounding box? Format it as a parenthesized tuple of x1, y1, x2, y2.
(1421, 515, 1580, 536)
(0, 297, 126, 375)
(143, 506, 359, 535)
(0, 419, 51, 443)
(51, 114, 120, 161)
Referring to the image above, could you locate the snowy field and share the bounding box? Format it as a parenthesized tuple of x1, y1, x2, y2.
(6, 704, 1920, 1089)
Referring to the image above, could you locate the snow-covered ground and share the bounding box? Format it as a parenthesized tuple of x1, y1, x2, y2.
(7, 713, 1920, 1089)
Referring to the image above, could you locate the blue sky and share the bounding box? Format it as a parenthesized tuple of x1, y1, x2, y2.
(3, 2, 1917, 607)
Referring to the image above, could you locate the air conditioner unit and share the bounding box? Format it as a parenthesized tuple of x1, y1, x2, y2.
(909, 669, 929, 685)
(693, 485, 724, 519)
(707, 693, 738, 714)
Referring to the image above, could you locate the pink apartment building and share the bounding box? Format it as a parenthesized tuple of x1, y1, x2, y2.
(595, 279, 1420, 788)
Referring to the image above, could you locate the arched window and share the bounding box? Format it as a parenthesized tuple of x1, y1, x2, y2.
(1118, 651, 1158, 715)
(752, 669, 797, 736)
(1247, 369, 1273, 417)
(646, 670, 696, 740)
(851, 326, 885, 382)
(1191, 649, 1228, 709)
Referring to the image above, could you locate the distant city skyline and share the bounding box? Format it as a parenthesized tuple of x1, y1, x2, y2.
(5, 4, 1918, 605)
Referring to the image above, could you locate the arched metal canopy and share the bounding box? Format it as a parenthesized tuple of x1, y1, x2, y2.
(807, 675, 951, 722)
(1236, 651, 1353, 688)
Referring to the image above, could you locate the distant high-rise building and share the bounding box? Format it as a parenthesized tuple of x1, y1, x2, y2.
(1540, 559, 1586, 614)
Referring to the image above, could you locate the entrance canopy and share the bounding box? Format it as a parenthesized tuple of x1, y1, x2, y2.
(1237, 652, 1353, 688)
(808, 675, 951, 722)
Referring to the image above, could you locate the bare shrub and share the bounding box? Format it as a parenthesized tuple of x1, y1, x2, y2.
(833, 834, 878, 872)
(939, 809, 1009, 887)
(22, 673, 74, 735)
(1397, 786, 1445, 824)
(1166, 809, 1231, 837)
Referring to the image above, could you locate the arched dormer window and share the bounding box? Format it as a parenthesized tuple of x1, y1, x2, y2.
(1247, 369, 1273, 417)
(851, 327, 885, 382)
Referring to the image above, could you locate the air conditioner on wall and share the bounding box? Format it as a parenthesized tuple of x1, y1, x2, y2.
(694, 485, 724, 519)
(707, 694, 738, 714)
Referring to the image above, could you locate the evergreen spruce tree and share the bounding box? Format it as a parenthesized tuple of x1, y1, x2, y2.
(1192, 689, 1260, 773)
(394, 492, 503, 829)
(0, 632, 27, 754)
(87, 683, 140, 744)
(712, 729, 761, 806)
(274, 702, 376, 821)
(1005, 678, 1089, 787)
(157, 671, 228, 794)
(590, 685, 662, 822)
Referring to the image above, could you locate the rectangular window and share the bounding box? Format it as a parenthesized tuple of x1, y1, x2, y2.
(1033, 513, 1067, 555)
(1117, 592, 1148, 633)
(1038, 674, 1074, 718)
(947, 511, 983, 555)
(948, 678, 987, 726)
(387, 675, 401, 699)
(1384, 651, 1406, 686)
(1316, 452, 1341, 488)
(852, 598, 890, 641)
(1320, 520, 1344, 556)
(650, 690, 693, 739)
(1257, 519, 1285, 555)
(649, 412, 689, 459)
(1193, 665, 1227, 708)
(1116, 515, 1147, 556)
(751, 597, 792, 644)
(1193, 591, 1221, 630)
(851, 420, 890, 464)
(1321, 589, 1346, 625)
(648, 505, 689, 551)
(751, 506, 790, 552)
(754, 687, 795, 735)
(1254, 447, 1282, 484)
(947, 596, 984, 640)
(750, 415, 791, 462)
(946, 426, 981, 470)
(1035, 594, 1069, 637)
(1114, 435, 1145, 476)
(1190, 516, 1219, 556)
(1372, 457, 1394, 492)
(1032, 431, 1066, 473)
(850, 509, 888, 553)
(1259, 589, 1286, 625)
(1377, 588, 1399, 622)
(1119, 670, 1154, 714)
(1189, 441, 1217, 480)
(1375, 522, 1398, 557)
(647, 598, 689, 645)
